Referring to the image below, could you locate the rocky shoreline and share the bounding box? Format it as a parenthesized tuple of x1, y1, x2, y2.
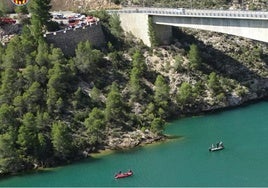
(105, 129, 166, 150)
(102, 94, 268, 153)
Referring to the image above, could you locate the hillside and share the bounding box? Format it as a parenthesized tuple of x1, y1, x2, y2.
(0, 0, 119, 12)
(50, 0, 120, 11)
(1, 0, 267, 12)
(50, 0, 267, 11)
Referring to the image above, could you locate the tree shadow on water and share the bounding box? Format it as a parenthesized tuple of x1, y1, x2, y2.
(0, 156, 101, 182)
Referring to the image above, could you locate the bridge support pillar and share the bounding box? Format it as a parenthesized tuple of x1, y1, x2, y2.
(119, 13, 172, 47)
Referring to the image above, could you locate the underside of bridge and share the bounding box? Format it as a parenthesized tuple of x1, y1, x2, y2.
(153, 15, 268, 44)
(119, 13, 268, 46)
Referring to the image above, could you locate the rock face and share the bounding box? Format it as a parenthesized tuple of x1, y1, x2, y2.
(106, 129, 164, 149)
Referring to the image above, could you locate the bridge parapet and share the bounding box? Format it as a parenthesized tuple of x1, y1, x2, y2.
(185, 9, 268, 19)
(109, 8, 268, 20)
(43, 21, 99, 37)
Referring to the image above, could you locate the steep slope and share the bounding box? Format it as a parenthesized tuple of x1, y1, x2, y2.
(50, 0, 119, 11)
(1, 0, 266, 12)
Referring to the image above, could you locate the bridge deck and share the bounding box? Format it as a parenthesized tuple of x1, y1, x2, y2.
(112, 7, 268, 45)
(109, 7, 268, 20)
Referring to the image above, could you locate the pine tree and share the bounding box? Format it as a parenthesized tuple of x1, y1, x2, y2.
(0, 68, 19, 105)
(3, 36, 25, 69)
(23, 81, 43, 113)
(188, 44, 202, 70)
(90, 86, 102, 106)
(108, 51, 123, 69)
(109, 14, 123, 38)
(15, 4, 28, 15)
(36, 38, 50, 67)
(150, 118, 165, 134)
(0, 133, 23, 174)
(28, 0, 52, 39)
(0, 104, 17, 134)
(132, 50, 146, 74)
(74, 41, 103, 75)
(177, 82, 193, 106)
(35, 112, 52, 162)
(148, 17, 159, 47)
(208, 72, 222, 95)
(129, 50, 146, 101)
(129, 67, 142, 101)
(47, 49, 68, 114)
(21, 26, 37, 55)
(17, 113, 39, 158)
(105, 82, 124, 128)
(154, 75, 170, 109)
(142, 102, 156, 124)
(51, 121, 73, 159)
(84, 108, 105, 145)
(13, 95, 26, 116)
(0, 44, 4, 65)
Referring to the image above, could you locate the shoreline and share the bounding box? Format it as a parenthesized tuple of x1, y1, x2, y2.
(1, 98, 267, 178)
(0, 133, 180, 179)
(91, 134, 182, 158)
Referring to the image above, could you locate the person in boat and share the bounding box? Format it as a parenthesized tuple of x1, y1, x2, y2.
(115, 171, 121, 177)
(115, 171, 121, 176)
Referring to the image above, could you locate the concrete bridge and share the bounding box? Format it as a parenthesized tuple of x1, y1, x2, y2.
(109, 8, 268, 46)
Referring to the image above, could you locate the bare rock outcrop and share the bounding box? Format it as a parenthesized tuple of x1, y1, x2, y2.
(106, 129, 164, 149)
(51, 0, 120, 11)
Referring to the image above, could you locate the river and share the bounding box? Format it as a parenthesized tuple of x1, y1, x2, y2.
(1, 101, 268, 187)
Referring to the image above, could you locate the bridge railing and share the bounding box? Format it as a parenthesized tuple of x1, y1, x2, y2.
(108, 8, 268, 20)
(185, 9, 268, 19)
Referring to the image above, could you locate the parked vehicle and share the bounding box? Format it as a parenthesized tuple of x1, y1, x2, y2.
(85, 16, 96, 23)
(52, 13, 66, 19)
(0, 17, 16, 25)
(68, 19, 80, 28)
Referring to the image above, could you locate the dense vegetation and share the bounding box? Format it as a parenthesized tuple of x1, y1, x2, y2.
(0, 0, 171, 175)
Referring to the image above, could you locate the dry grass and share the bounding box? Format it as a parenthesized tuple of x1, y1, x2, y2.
(1, 0, 118, 12)
(50, 0, 119, 11)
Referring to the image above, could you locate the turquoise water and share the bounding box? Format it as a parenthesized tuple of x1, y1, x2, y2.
(1, 101, 268, 187)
